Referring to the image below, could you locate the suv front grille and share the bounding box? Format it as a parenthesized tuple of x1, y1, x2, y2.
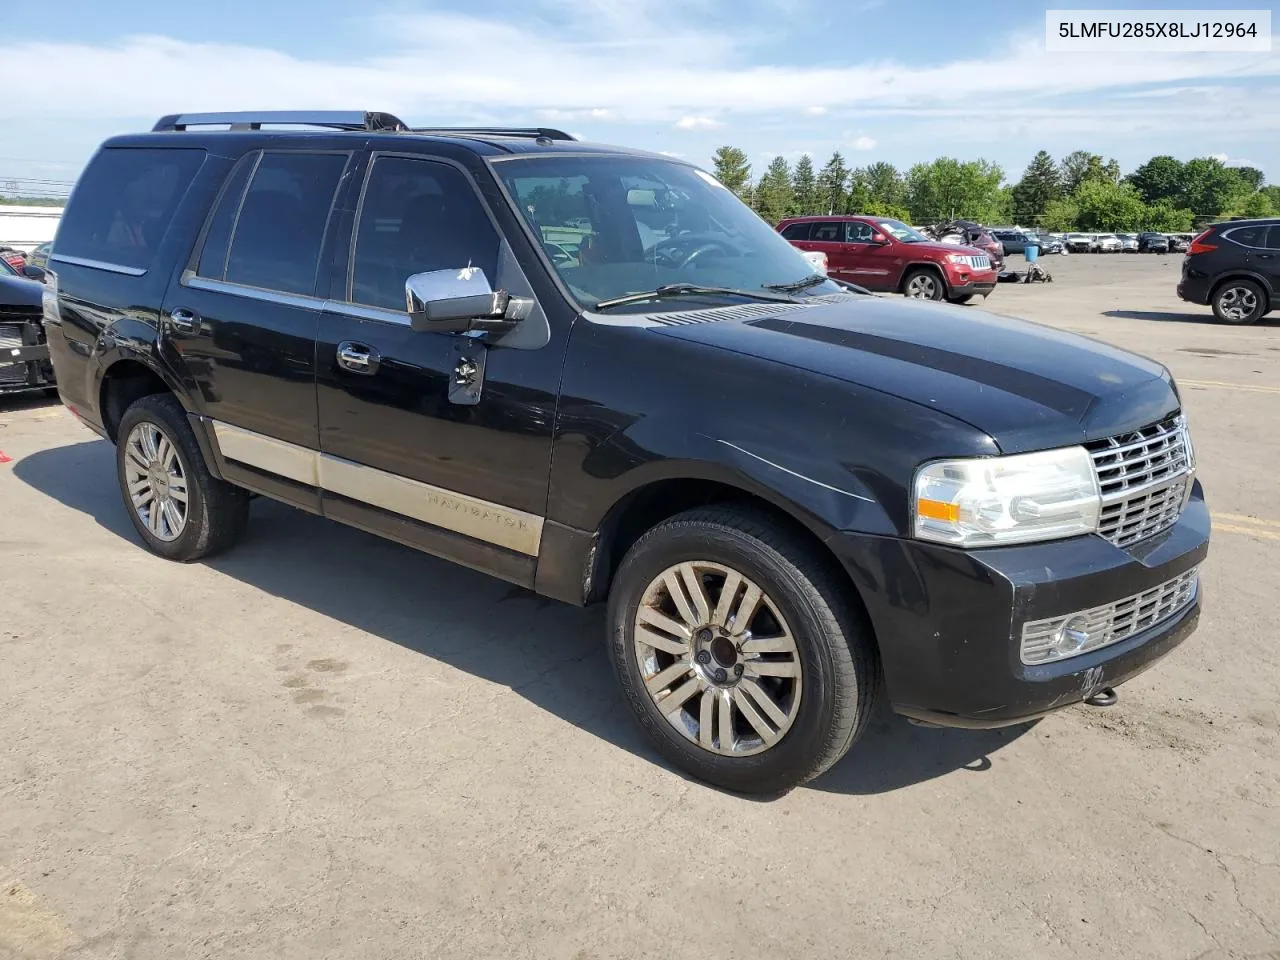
(953, 255, 990, 269)
(1020, 567, 1199, 665)
(1086, 414, 1192, 547)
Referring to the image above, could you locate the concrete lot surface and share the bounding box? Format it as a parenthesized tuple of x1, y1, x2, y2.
(2, 254, 1278, 960)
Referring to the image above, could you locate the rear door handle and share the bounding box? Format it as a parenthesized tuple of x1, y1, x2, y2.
(169, 308, 200, 334)
(337, 341, 379, 375)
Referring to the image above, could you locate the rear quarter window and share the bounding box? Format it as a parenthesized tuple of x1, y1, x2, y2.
(55, 147, 205, 272)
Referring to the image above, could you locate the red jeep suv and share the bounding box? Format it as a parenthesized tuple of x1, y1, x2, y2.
(778, 215, 998, 303)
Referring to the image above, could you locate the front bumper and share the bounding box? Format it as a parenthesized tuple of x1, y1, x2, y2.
(830, 482, 1210, 728)
(0, 320, 53, 393)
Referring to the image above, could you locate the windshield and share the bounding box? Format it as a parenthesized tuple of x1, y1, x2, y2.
(875, 219, 928, 243)
(493, 155, 842, 310)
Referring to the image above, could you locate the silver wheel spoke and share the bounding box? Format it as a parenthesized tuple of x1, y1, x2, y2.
(154, 434, 171, 468)
(128, 478, 151, 498)
(147, 496, 162, 534)
(140, 427, 159, 461)
(657, 677, 703, 716)
(126, 445, 149, 471)
(677, 564, 711, 623)
(698, 689, 716, 749)
(741, 633, 793, 655)
(738, 678, 789, 728)
(645, 660, 693, 696)
(732, 687, 780, 745)
(161, 500, 183, 535)
(745, 659, 800, 678)
(718, 692, 734, 752)
(132, 488, 154, 508)
(637, 605, 691, 641)
(711, 570, 742, 627)
(167, 483, 188, 506)
(636, 626, 688, 657)
(727, 582, 762, 635)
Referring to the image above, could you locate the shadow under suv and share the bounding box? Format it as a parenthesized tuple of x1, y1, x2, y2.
(42, 110, 1210, 794)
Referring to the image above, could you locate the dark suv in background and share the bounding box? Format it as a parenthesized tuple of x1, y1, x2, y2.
(1178, 218, 1279, 324)
(44, 110, 1209, 794)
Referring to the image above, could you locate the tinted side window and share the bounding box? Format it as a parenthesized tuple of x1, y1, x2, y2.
(196, 153, 257, 280)
(846, 221, 876, 243)
(780, 222, 811, 241)
(1226, 225, 1266, 248)
(350, 156, 501, 310)
(1265, 226, 1280, 250)
(56, 147, 204, 271)
(224, 152, 347, 296)
(810, 221, 843, 242)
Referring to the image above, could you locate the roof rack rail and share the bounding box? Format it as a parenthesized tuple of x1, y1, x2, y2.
(152, 111, 409, 132)
(409, 126, 578, 142)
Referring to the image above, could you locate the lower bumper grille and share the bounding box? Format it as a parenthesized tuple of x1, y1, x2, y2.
(1020, 567, 1199, 665)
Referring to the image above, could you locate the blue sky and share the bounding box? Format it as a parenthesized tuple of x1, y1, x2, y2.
(3, 0, 1278, 193)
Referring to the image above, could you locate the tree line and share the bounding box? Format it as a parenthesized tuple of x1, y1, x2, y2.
(711, 146, 1278, 233)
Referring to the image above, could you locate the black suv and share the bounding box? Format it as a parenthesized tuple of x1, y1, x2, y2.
(44, 111, 1210, 793)
(1178, 219, 1279, 324)
(1137, 232, 1169, 254)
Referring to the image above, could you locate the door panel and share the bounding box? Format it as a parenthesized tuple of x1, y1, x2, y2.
(314, 153, 565, 574)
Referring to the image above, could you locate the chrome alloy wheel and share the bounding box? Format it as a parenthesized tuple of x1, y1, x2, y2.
(123, 422, 189, 542)
(1219, 285, 1258, 321)
(905, 273, 939, 298)
(633, 562, 803, 756)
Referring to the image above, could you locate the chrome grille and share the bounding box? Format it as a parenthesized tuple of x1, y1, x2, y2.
(0, 323, 25, 383)
(0, 323, 22, 350)
(1088, 415, 1192, 547)
(1020, 567, 1199, 665)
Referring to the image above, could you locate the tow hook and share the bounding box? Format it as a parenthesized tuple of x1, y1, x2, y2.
(1084, 687, 1118, 707)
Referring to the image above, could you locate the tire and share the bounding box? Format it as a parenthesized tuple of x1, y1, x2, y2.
(1212, 278, 1267, 325)
(947, 294, 976, 305)
(902, 268, 944, 301)
(116, 393, 250, 561)
(606, 507, 879, 794)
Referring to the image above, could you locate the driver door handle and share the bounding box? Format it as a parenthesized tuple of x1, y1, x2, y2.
(337, 341, 379, 375)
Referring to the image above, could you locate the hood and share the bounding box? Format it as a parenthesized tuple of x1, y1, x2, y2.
(0, 273, 43, 309)
(653, 297, 1176, 453)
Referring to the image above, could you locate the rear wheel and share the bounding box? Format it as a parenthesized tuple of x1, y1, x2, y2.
(1212, 279, 1267, 325)
(902, 269, 944, 300)
(116, 394, 250, 561)
(606, 507, 879, 794)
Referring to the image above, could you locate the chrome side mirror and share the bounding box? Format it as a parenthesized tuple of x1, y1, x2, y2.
(405, 267, 534, 335)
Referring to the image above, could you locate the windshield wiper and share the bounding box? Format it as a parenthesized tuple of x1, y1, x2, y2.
(593, 283, 801, 311)
(762, 274, 828, 293)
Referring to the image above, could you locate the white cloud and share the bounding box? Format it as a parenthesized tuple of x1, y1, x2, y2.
(1210, 152, 1228, 163)
(851, 135, 877, 150)
(676, 116, 721, 130)
(803, 106, 828, 116)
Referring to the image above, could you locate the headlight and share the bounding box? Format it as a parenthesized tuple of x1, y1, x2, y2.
(944, 254, 968, 264)
(913, 447, 1101, 547)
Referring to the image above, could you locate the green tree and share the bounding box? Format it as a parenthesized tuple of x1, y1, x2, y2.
(790, 154, 820, 215)
(1143, 200, 1195, 232)
(753, 156, 794, 225)
(1040, 197, 1080, 231)
(1009, 150, 1062, 226)
(816, 151, 850, 215)
(905, 157, 1005, 223)
(1180, 156, 1250, 218)
(1231, 191, 1275, 218)
(1127, 155, 1184, 204)
(1232, 166, 1265, 191)
(862, 161, 904, 208)
(1061, 151, 1120, 193)
(711, 146, 752, 197)
(1261, 185, 1280, 210)
(1073, 180, 1147, 231)
(860, 201, 913, 221)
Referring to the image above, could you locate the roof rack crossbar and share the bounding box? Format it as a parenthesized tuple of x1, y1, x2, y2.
(408, 126, 578, 142)
(152, 111, 409, 133)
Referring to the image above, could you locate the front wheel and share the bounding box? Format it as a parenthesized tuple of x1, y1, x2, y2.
(902, 269, 944, 300)
(1212, 279, 1267, 325)
(606, 507, 879, 794)
(116, 394, 250, 561)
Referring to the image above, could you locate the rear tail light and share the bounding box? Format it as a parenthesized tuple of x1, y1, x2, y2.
(1187, 230, 1217, 255)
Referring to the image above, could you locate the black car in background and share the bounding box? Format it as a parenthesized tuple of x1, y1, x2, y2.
(1138, 232, 1170, 253)
(1178, 218, 1279, 324)
(0, 256, 54, 395)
